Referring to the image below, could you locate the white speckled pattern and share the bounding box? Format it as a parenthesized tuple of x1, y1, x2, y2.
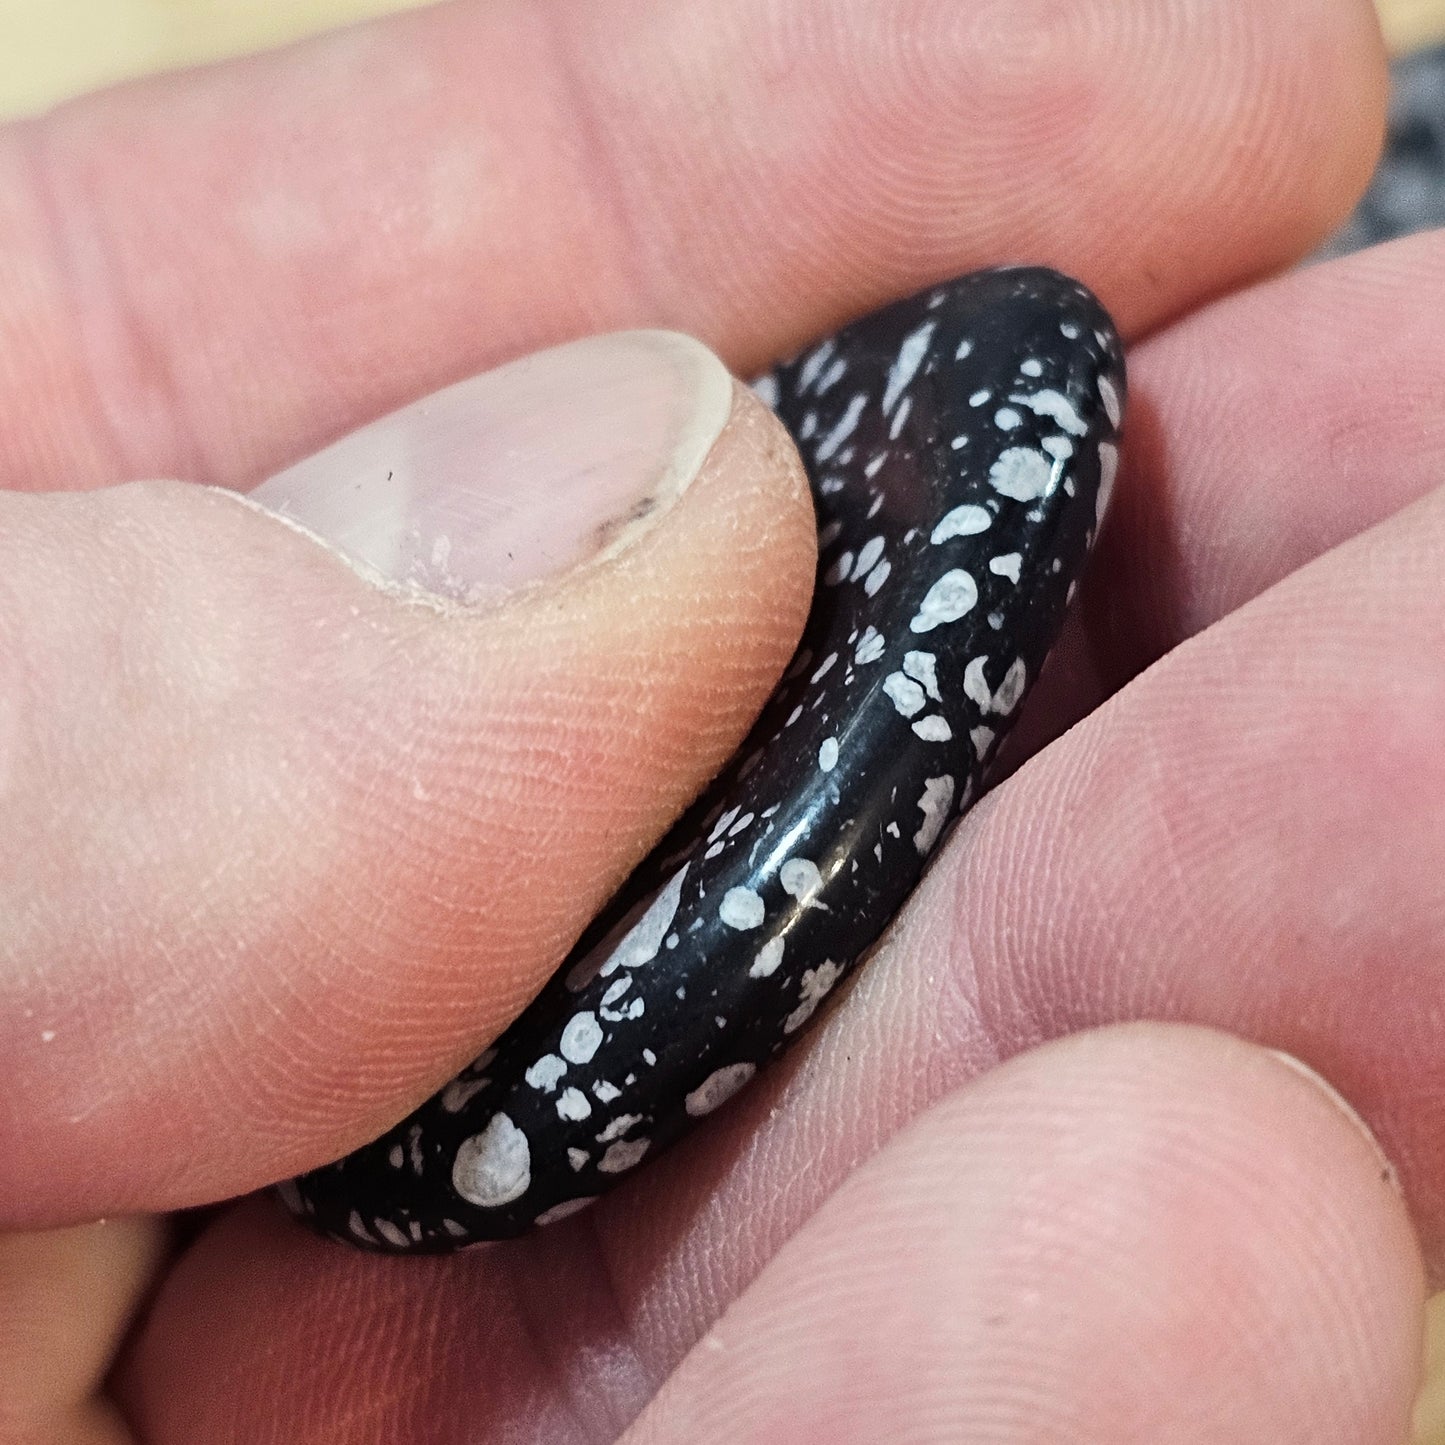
(284, 267, 1126, 1250)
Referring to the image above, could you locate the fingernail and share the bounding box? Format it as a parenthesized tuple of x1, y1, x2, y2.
(1265, 1050, 1401, 1194)
(245, 331, 734, 605)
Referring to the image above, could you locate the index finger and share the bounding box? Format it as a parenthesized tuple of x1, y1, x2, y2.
(1, 0, 1385, 490)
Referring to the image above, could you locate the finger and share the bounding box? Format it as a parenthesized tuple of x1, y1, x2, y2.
(620, 1028, 1421, 1445)
(0, 335, 816, 1223)
(1, 0, 1385, 490)
(1011, 227, 1445, 759)
(112, 1027, 1424, 1445)
(549, 475, 1445, 1377)
(0, 1217, 165, 1445)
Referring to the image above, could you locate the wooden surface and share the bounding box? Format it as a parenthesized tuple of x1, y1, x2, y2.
(0, 0, 1443, 1439)
(1380, 0, 1445, 51)
(0, 0, 1441, 119)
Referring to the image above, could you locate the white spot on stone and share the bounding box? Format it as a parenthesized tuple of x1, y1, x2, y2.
(932, 505, 991, 544)
(1020, 358, 1043, 378)
(560, 1012, 604, 1065)
(971, 726, 996, 759)
(864, 453, 887, 478)
(819, 737, 840, 772)
(963, 656, 993, 711)
(823, 551, 853, 586)
(572, 865, 690, 989)
(708, 806, 740, 843)
(728, 811, 755, 837)
(1042, 435, 1073, 461)
(556, 1088, 592, 1122)
(442, 1218, 469, 1237)
(347, 1211, 376, 1244)
(989, 552, 1022, 584)
(994, 407, 1022, 431)
(593, 1080, 622, 1103)
(784, 960, 846, 1034)
(798, 340, 834, 391)
(903, 650, 941, 701)
(854, 627, 886, 665)
(686, 1063, 758, 1116)
(888, 395, 913, 440)
(1096, 442, 1119, 528)
(910, 570, 978, 633)
(374, 1218, 410, 1249)
(912, 715, 953, 741)
(883, 321, 935, 414)
(751, 937, 785, 978)
(601, 978, 632, 1008)
(719, 887, 766, 930)
(441, 1077, 490, 1113)
(1061, 321, 1081, 340)
(955, 338, 974, 360)
(994, 658, 1028, 715)
(597, 1113, 643, 1143)
(815, 393, 868, 462)
(818, 356, 847, 394)
(453, 1114, 531, 1208)
(884, 672, 927, 717)
(751, 374, 780, 408)
(969, 389, 990, 407)
(989, 448, 1053, 502)
(524, 1054, 568, 1093)
(851, 535, 886, 581)
(818, 519, 843, 548)
(275, 1179, 307, 1216)
(1009, 389, 1086, 436)
(598, 1138, 651, 1174)
(388, 1144, 404, 1169)
(811, 652, 838, 684)
(642, 1048, 658, 1066)
(913, 775, 955, 855)
(780, 857, 824, 903)
(1099, 375, 1122, 430)
(535, 1197, 597, 1226)
(864, 559, 892, 596)
(786, 704, 804, 726)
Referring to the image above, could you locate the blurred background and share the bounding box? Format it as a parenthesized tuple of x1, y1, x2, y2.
(1, 0, 1443, 1438)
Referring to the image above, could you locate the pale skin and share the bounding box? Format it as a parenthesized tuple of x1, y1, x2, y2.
(0, 0, 1439, 1440)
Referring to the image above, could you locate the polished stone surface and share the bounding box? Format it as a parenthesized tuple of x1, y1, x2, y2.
(283, 267, 1126, 1250)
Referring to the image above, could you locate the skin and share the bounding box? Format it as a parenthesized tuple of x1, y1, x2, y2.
(0, 0, 1437, 1440)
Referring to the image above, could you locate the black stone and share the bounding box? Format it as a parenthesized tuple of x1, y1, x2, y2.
(281, 266, 1126, 1250)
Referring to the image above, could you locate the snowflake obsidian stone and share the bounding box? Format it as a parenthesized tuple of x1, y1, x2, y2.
(281, 267, 1127, 1250)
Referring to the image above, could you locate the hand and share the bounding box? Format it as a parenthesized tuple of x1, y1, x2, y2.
(1, 0, 1430, 1441)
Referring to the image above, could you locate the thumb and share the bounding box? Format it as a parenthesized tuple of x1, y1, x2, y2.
(0, 331, 816, 1225)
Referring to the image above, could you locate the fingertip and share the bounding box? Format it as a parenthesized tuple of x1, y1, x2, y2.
(0, 359, 817, 1221)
